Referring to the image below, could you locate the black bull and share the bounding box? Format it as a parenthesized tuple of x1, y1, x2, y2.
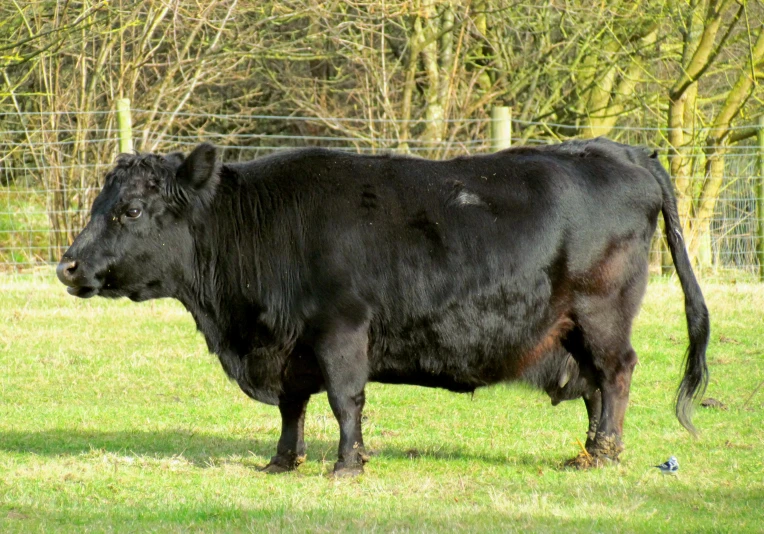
(57, 138, 709, 475)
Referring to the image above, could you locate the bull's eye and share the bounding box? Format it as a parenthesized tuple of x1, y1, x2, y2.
(126, 207, 142, 219)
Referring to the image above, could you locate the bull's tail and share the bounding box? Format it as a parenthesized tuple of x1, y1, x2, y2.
(647, 152, 710, 435)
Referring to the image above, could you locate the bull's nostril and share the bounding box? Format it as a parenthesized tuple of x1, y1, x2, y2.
(56, 259, 79, 284)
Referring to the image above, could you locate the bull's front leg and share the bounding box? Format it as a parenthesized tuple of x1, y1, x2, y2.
(260, 395, 310, 473)
(583, 389, 602, 449)
(314, 318, 370, 477)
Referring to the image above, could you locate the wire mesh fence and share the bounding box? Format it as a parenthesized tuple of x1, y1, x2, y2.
(1, 108, 763, 280)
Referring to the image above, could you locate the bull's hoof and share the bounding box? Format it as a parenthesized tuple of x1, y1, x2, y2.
(331, 461, 364, 477)
(587, 434, 623, 461)
(564, 451, 613, 469)
(259, 454, 305, 474)
(567, 433, 623, 469)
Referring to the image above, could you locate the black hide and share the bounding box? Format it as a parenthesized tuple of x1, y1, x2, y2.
(58, 138, 709, 474)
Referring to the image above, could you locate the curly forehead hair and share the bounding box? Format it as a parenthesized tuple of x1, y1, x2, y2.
(110, 152, 177, 181)
(103, 152, 183, 191)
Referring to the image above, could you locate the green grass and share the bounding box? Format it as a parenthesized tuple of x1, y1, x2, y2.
(0, 188, 52, 265)
(0, 275, 762, 532)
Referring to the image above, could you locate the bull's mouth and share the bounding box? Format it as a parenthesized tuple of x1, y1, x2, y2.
(66, 286, 98, 298)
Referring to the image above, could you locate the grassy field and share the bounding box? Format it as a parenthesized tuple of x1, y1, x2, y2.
(0, 187, 52, 266)
(0, 275, 762, 532)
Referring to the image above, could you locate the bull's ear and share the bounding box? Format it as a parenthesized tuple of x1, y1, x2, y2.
(558, 354, 579, 388)
(176, 143, 218, 191)
(165, 151, 186, 169)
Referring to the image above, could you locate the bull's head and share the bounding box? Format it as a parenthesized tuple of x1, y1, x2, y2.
(57, 143, 219, 302)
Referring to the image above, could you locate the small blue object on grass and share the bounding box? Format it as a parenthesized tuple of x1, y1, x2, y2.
(654, 456, 679, 475)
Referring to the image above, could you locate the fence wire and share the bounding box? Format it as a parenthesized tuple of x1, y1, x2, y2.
(1, 110, 762, 280)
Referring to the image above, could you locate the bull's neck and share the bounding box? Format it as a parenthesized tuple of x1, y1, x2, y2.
(173, 173, 298, 353)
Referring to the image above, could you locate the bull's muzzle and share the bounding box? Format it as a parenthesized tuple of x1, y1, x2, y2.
(56, 256, 98, 298)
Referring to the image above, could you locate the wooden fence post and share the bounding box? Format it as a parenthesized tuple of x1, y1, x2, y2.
(757, 115, 764, 282)
(116, 98, 133, 154)
(491, 106, 512, 152)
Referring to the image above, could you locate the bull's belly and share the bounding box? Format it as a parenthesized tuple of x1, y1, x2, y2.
(368, 282, 561, 392)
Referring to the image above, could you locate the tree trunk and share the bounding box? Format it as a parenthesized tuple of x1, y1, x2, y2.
(421, 0, 443, 149)
(666, 0, 741, 264)
(691, 23, 764, 268)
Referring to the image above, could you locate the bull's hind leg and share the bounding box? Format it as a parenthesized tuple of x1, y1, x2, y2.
(590, 344, 638, 461)
(564, 331, 638, 467)
(261, 395, 310, 473)
(314, 318, 370, 477)
(565, 271, 647, 468)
